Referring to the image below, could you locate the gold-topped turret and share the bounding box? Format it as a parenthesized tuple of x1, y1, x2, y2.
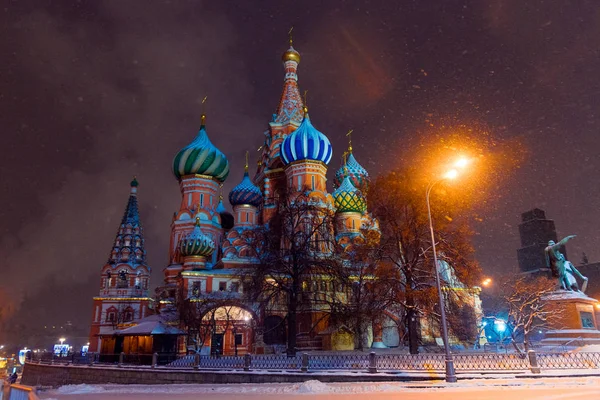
(282, 27, 301, 63)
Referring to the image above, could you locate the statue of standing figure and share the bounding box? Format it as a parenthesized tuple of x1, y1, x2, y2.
(545, 235, 588, 292)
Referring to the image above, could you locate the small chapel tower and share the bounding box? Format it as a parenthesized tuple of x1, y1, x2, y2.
(88, 178, 153, 352)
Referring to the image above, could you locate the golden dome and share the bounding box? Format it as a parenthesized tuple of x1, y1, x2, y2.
(282, 46, 301, 63)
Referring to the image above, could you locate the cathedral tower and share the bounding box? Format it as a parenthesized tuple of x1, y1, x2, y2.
(88, 178, 153, 352)
(166, 114, 230, 285)
(255, 38, 305, 222)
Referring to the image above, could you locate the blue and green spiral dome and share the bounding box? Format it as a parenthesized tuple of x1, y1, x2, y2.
(172, 116, 230, 182)
(333, 174, 367, 214)
(229, 169, 263, 207)
(334, 152, 370, 193)
(179, 217, 215, 257)
(281, 112, 333, 166)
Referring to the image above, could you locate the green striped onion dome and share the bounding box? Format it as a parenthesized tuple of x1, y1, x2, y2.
(179, 218, 215, 258)
(333, 174, 367, 214)
(172, 119, 229, 182)
(334, 152, 370, 193)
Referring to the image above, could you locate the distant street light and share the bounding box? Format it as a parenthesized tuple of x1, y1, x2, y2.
(426, 156, 472, 383)
(59, 337, 66, 345)
(482, 278, 492, 287)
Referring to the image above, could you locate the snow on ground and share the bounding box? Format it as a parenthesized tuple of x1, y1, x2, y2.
(38, 376, 600, 399)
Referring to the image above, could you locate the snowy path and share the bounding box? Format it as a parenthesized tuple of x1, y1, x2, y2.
(38, 377, 600, 400)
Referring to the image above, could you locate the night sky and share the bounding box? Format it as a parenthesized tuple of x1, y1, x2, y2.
(1, 1, 599, 330)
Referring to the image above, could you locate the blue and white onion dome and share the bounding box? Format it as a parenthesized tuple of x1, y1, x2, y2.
(229, 167, 263, 208)
(334, 152, 370, 193)
(172, 115, 230, 182)
(281, 109, 333, 166)
(179, 217, 215, 257)
(332, 172, 367, 214)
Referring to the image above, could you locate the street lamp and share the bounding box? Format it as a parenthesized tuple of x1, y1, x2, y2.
(59, 337, 66, 345)
(426, 157, 471, 383)
(482, 278, 492, 287)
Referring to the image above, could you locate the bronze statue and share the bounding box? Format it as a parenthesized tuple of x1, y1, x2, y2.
(545, 235, 588, 292)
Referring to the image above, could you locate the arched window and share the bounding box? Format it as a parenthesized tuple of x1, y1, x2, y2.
(117, 270, 129, 288)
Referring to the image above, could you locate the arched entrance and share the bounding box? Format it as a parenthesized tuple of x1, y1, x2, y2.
(193, 305, 255, 356)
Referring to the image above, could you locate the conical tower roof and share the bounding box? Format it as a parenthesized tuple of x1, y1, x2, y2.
(108, 177, 147, 267)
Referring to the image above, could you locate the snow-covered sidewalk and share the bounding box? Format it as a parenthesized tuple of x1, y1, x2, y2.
(38, 376, 600, 400)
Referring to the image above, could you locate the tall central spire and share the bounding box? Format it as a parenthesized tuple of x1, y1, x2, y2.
(275, 33, 304, 125)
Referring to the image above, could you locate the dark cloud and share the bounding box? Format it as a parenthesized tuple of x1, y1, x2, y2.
(1, 1, 599, 331)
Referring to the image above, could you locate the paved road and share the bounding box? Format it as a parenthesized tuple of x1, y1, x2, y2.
(38, 377, 600, 400)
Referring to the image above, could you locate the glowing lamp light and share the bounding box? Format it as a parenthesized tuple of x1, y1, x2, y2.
(482, 278, 492, 287)
(595, 303, 600, 310)
(444, 169, 459, 180)
(59, 337, 66, 345)
(494, 319, 507, 333)
(454, 157, 470, 169)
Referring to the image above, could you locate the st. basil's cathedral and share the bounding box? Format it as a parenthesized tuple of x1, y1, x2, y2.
(88, 41, 480, 356)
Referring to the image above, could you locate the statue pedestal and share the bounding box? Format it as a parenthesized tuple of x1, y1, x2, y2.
(541, 291, 600, 346)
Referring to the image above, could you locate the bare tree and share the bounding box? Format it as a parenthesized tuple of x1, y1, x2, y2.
(502, 275, 563, 353)
(369, 169, 482, 354)
(246, 192, 344, 356)
(328, 226, 399, 350)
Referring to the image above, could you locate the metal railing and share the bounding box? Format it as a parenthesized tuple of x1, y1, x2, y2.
(27, 351, 600, 374)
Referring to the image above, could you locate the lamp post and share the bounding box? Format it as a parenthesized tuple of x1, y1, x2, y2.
(425, 158, 471, 383)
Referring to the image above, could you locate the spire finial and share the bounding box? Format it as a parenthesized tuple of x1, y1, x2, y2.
(342, 151, 349, 165)
(130, 175, 139, 195)
(346, 129, 353, 152)
(288, 26, 294, 47)
(200, 96, 208, 126)
(245, 151, 249, 172)
(195, 216, 201, 227)
(303, 90, 308, 114)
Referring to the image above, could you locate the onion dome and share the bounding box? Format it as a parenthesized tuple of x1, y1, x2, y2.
(172, 115, 229, 182)
(334, 152, 370, 193)
(229, 160, 263, 207)
(179, 217, 215, 258)
(281, 110, 333, 166)
(333, 174, 367, 214)
(282, 45, 301, 63)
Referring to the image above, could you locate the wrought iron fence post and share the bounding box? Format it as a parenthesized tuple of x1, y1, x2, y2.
(50, 353, 54, 365)
(368, 352, 378, 373)
(118, 352, 124, 368)
(152, 352, 158, 369)
(527, 350, 541, 374)
(194, 353, 200, 370)
(88, 353, 94, 367)
(244, 353, 252, 371)
(301, 353, 309, 372)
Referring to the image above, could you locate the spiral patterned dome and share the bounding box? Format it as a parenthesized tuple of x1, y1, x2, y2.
(172, 117, 229, 182)
(333, 174, 367, 214)
(281, 113, 333, 166)
(179, 217, 215, 258)
(334, 152, 370, 193)
(229, 169, 263, 207)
